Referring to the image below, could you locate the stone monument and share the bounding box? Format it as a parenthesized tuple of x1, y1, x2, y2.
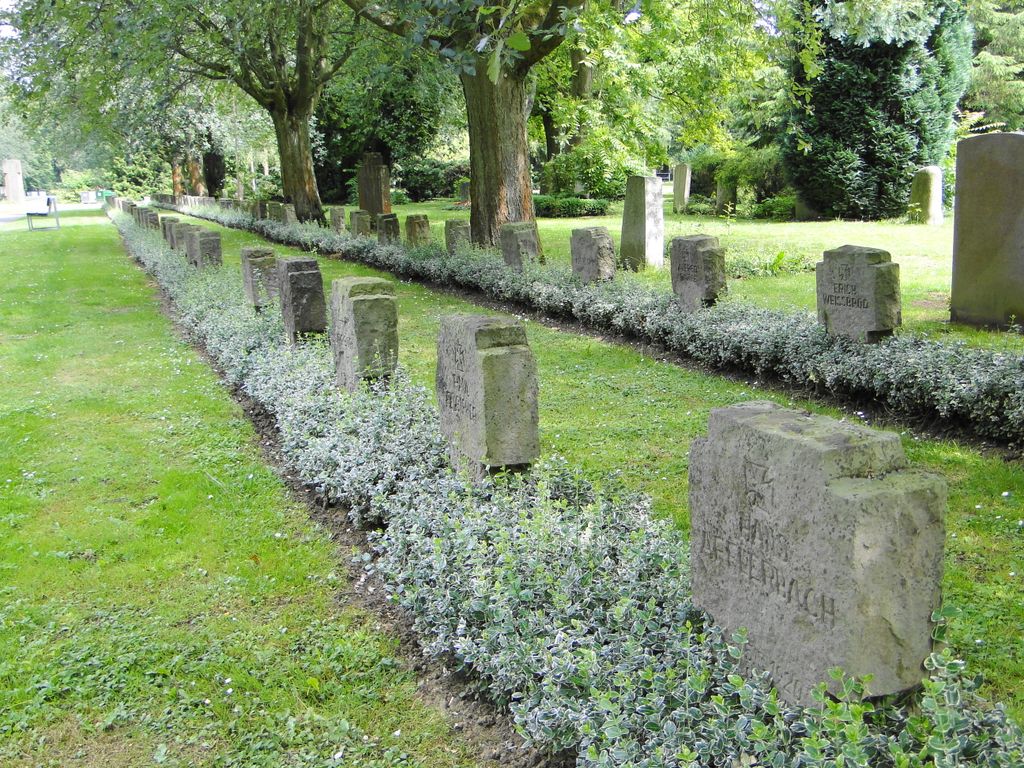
(241, 247, 278, 311)
(570, 227, 616, 284)
(377, 213, 400, 244)
(330, 207, 346, 233)
(673, 163, 691, 213)
(715, 180, 737, 215)
(950, 132, 1024, 327)
(435, 315, 540, 475)
(689, 401, 946, 707)
(350, 210, 372, 237)
(186, 229, 223, 269)
(499, 221, 542, 269)
(405, 215, 431, 247)
(277, 257, 327, 343)
(908, 166, 943, 226)
(445, 220, 471, 255)
(670, 235, 727, 311)
(329, 277, 399, 391)
(358, 152, 391, 221)
(815, 245, 901, 342)
(620, 176, 664, 270)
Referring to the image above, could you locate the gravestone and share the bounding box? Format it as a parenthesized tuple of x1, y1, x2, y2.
(715, 181, 738, 215)
(570, 227, 616, 284)
(908, 166, 942, 225)
(251, 201, 268, 220)
(186, 229, 223, 269)
(951, 132, 1024, 327)
(377, 213, 400, 244)
(1, 158, 25, 203)
(171, 222, 195, 252)
(241, 247, 278, 311)
(268, 201, 285, 223)
(330, 207, 346, 233)
(405, 215, 431, 247)
(816, 245, 901, 342)
(499, 221, 542, 269)
(282, 204, 298, 225)
(350, 209, 372, 237)
(277, 257, 327, 343)
(145, 210, 161, 231)
(358, 152, 391, 221)
(436, 315, 539, 475)
(161, 216, 180, 243)
(670, 235, 727, 311)
(690, 401, 945, 707)
(445, 220, 471, 255)
(330, 277, 399, 391)
(673, 163, 691, 213)
(458, 180, 470, 202)
(620, 176, 664, 270)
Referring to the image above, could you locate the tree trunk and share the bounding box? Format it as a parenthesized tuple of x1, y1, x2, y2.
(540, 109, 559, 161)
(461, 63, 535, 246)
(187, 155, 206, 196)
(171, 160, 185, 196)
(270, 108, 325, 223)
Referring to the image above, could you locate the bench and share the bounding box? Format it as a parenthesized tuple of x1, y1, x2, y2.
(26, 197, 60, 231)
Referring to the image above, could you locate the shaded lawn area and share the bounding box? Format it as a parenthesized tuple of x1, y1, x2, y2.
(387, 198, 1023, 352)
(176, 209, 1024, 720)
(0, 210, 473, 766)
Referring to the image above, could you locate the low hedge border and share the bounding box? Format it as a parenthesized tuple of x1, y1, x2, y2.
(158, 202, 1024, 449)
(118, 209, 1023, 766)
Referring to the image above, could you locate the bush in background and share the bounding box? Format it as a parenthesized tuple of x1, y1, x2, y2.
(533, 194, 611, 217)
(397, 157, 471, 201)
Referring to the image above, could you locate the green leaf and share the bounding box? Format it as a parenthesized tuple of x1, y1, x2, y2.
(507, 31, 531, 51)
(487, 40, 504, 84)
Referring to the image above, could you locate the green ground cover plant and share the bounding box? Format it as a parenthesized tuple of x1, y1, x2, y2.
(0, 210, 472, 767)
(112, 206, 1024, 766)
(164, 205, 1024, 720)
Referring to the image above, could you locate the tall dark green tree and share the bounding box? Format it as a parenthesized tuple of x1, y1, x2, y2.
(784, 0, 972, 219)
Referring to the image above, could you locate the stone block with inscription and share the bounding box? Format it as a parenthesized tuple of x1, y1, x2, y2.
(670, 235, 727, 311)
(277, 257, 327, 343)
(673, 163, 691, 213)
(378, 213, 400, 245)
(436, 315, 539, 475)
(358, 152, 391, 220)
(186, 229, 223, 269)
(350, 210, 372, 237)
(570, 227, 616, 284)
(161, 216, 179, 243)
(499, 222, 542, 269)
(171, 223, 197, 252)
(241, 246, 278, 310)
(620, 176, 664, 270)
(330, 277, 399, 391)
(445, 219, 471, 254)
(405, 214, 431, 247)
(816, 245, 901, 342)
(689, 401, 946, 707)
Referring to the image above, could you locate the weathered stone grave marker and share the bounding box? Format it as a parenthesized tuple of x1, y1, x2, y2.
(267, 202, 284, 223)
(171, 222, 196, 252)
(241, 247, 278, 311)
(277, 257, 327, 343)
(445, 220, 471, 255)
(673, 163, 691, 213)
(816, 245, 901, 342)
(282, 204, 298, 225)
(350, 210, 372, 237)
(358, 152, 391, 222)
(715, 180, 737, 215)
(499, 221, 542, 269)
(570, 227, 616, 284)
(377, 213, 400, 244)
(620, 176, 664, 269)
(186, 229, 223, 269)
(908, 166, 942, 225)
(405, 215, 431, 247)
(689, 401, 946, 707)
(951, 132, 1024, 327)
(161, 216, 179, 243)
(436, 315, 539, 475)
(330, 207, 346, 233)
(330, 277, 399, 391)
(670, 235, 727, 311)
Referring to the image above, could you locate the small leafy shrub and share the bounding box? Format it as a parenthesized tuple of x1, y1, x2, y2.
(542, 141, 648, 200)
(533, 195, 611, 218)
(390, 189, 410, 205)
(397, 158, 471, 202)
(684, 194, 715, 216)
(114, 207, 1024, 767)
(751, 193, 797, 220)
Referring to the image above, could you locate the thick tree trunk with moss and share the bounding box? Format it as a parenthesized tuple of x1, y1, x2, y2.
(461, 63, 535, 246)
(271, 108, 325, 224)
(171, 160, 185, 196)
(187, 156, 206, 195)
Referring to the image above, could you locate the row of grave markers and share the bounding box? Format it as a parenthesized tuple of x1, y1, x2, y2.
(142, 199, 945, 710)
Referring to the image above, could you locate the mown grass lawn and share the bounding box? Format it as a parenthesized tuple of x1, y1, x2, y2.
(0, 210, 473, 767)
(176, 209, 1024, 721)
(389, 198, 1023, 352)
